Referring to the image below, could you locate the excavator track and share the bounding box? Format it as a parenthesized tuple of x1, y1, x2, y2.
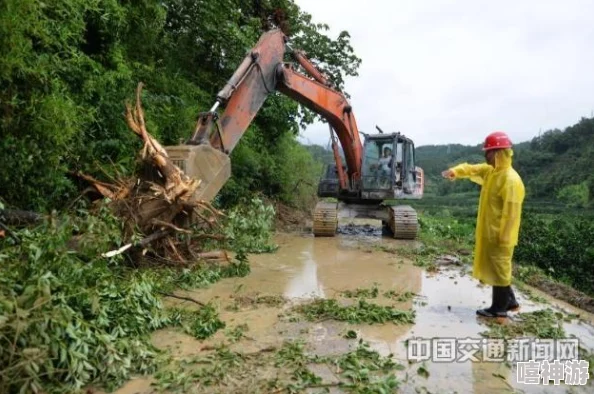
(312, 201, 338, 236)
(388, 205, 419, 239)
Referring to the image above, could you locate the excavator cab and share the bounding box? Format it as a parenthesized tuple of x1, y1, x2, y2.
(314, 130, 423, 239)
(316, 131, 423, 203)
(360, 132, 423, 201)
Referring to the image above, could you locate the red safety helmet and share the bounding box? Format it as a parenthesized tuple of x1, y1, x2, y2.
(483, 131, 512, 151)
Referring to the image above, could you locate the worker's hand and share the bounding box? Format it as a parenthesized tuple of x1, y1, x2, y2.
(441, 169, 455, 180)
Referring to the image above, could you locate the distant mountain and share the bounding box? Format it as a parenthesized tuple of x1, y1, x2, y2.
(415, 117, 594, 206)
(302, 143, 336, 166)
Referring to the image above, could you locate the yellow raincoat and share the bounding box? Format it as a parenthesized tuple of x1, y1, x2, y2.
(448, 149, 525, 286)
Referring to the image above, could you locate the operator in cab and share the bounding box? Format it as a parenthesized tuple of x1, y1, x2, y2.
(378, 146, 392, 187)
(379, 147, 392, 172)
(441, 131, 525, 319)
(369, 146, 393, 187)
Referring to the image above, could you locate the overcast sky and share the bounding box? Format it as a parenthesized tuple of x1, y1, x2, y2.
(292, 0, 594, 148)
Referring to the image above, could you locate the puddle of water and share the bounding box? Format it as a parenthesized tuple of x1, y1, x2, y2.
(109, 233, 594, 394)
(186, 234, 422, 302)
(359, 266, 594, 394)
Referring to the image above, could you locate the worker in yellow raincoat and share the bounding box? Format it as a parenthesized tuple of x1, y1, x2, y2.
(442, 131, 525, 318)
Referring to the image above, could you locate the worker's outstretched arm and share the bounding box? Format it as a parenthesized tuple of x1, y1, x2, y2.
(498, 178, 525, 246)
(443, 163, 492, 185)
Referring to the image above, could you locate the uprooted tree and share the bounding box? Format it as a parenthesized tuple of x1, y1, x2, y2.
(77, 82, 230, 265)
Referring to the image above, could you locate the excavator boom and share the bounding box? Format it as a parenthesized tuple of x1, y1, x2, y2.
(164, 28, 423, 239)
(170, 29, 361, 199)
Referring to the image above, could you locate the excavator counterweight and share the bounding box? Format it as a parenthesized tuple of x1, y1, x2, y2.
(164, 28, 424, 239)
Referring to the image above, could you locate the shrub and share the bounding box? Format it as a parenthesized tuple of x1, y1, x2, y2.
(515, 212, 594, 295)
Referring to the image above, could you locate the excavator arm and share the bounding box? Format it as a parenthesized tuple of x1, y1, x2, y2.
(165, 27, 424, 240)
(176, 28, 363, 201)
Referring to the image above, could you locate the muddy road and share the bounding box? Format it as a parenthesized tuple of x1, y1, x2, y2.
(109, 231, 594, 394)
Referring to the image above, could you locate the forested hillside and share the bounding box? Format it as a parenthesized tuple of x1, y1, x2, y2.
(414, 117, 594, 207)
(302, 116, 594, 207)
(0, 0, 360, 212)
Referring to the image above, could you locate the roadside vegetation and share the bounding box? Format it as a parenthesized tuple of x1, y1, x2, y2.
(0, 198, 276, 394)
(0, 2, 358, 391)
(392, 197, 594, 311)
(0, 0, 359, 214)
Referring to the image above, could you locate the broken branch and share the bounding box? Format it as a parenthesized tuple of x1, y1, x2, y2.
(102, 229, 171, 258)
(157, 291, 206, 307)
(151, 219, 192, 234)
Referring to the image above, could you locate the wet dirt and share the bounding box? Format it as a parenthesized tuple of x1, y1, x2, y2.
(517, 269, 594, 315)
(110, 232, 594, 394)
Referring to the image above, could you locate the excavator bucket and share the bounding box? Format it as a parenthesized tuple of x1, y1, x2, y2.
(164, 144, 231, 203)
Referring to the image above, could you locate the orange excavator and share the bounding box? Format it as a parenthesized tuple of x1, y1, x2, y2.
(165, 28, 424, 239)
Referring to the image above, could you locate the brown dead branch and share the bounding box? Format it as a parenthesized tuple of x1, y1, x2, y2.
(196, 250, 230, 263)
(151, 219, 192, 234)
(193, 234, 226, 241)
(124, 83, 201, 202)
(167, 238, 185, 262)
(157, 291, 206, 307)
(194, 200, 226, 217)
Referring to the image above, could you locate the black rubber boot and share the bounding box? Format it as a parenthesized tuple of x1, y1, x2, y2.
(507, 286, 520, 312)
(477, 286, 509, 318)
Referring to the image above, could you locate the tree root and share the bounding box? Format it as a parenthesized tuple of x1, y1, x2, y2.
(76, 82, 229, 266)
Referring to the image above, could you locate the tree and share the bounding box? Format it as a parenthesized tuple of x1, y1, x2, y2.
(0, 0, 361, 211)
(557, 182, 589, 208)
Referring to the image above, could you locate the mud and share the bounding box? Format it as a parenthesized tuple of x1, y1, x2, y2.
(515, 267, 594, 315)
(109, 233, 594, 394)
(336, 222, 384, 236)
(274, 209, 308, 233)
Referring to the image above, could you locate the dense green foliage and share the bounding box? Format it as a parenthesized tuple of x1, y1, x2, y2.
(514, 213, 594, 295)
(289, 298, 415, 325)
(0, 0, 360, 212)
(410, 203, 594, 297)
(0, 206, 165, 392)
(0, 196, 279, 393)
(221, 196, 278, 253)
(415, 116, 594, 207)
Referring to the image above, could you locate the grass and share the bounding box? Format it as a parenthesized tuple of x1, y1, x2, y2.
(340, 284, 418, 303)
(168, 304, 227, 340)
(287, 298, 415, 325)
(280, 283, 418, 326)
(224, 323, 250, 343)
(512, 279, 549, 304)
(342, 284, 381, 299)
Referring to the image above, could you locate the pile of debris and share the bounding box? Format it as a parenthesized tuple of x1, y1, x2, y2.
(79, 83, 231, 265)
(2, 83, 230, 266)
